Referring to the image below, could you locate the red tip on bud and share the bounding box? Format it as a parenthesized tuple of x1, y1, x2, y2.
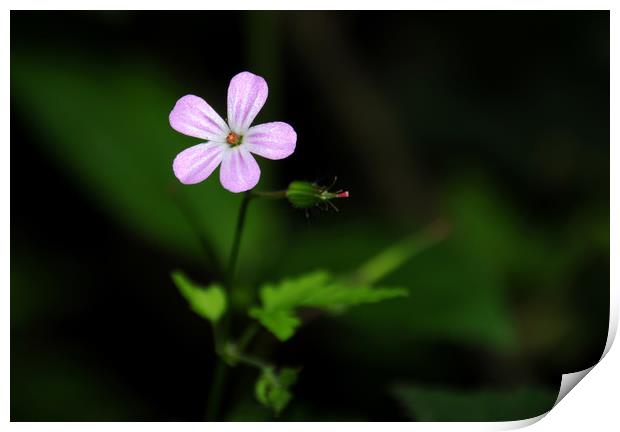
(336, 191, 349, 198)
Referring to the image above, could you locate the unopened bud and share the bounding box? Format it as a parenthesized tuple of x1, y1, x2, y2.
(286, 180, 349, 210)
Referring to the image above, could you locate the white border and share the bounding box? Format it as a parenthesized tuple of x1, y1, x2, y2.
(2, 1, 617, 10)
(4, 2, 617, 431)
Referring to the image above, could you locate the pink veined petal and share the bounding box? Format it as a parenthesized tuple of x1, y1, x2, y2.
(244, 121, 297, 160)
(227, 72, 268, 134)
(169, 95, 229, 141)
(219, 147, 261, 193)
(173, 142, 225, 185)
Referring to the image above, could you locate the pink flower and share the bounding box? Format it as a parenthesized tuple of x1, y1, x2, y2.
(169, 71, 297, 193)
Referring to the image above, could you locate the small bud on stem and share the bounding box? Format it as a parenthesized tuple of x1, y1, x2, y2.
(286, 180, 350, 210)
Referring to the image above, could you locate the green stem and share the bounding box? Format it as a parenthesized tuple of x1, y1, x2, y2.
(205, 192, 252, 421)
(237, 322, 260, 353)
(227, 192, 252, 286)
(205, 357, 227, 420)
(233, 351, 272, 370)
(205, 188, 286, 420)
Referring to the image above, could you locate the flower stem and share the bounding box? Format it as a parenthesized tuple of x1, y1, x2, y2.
(227, 192, 252, 286)
(206, 192, 252, 421)
(206, 188, 286, 420)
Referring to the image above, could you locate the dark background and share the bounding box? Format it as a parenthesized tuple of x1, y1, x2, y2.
(11, 11, 609, 421)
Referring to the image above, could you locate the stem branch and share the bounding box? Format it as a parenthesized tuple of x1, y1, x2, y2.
(237, 322, 260, 353)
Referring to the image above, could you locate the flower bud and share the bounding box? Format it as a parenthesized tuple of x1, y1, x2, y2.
(286, 180, 349, 210)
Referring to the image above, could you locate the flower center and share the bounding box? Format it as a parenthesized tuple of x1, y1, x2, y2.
(226, 132, 242, 147)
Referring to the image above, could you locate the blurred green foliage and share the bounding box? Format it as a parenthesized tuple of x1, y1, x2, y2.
(11, 351, 148, 421)
(173, 271, 227, 324)
(392, 385, 556, 421)
(255, 367, 298, 416)
(249, 270, 407, 341)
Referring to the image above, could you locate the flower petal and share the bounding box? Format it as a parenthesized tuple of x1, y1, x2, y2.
(244, 122, 297, 160)
(169, 95, 229, 141)
(219, 147, 261, 193)
(173, 142, 225, 184)
(227, 71, 268, 134)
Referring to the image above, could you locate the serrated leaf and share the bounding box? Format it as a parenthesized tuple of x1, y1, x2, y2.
(249, 270, 407, 341)
(255, 367, 298, 416)
(248, 309, 300, 341)
(172, 271, 227, 323)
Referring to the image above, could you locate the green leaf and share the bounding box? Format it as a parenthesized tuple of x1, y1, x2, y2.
(255, 367, 298, 416)
(249, 271, 407, 341)
(248, 309, 301, 342)
(172, 271, 227, 323)
(392, 385, 558, 421)
(278, 368, 299, 387)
